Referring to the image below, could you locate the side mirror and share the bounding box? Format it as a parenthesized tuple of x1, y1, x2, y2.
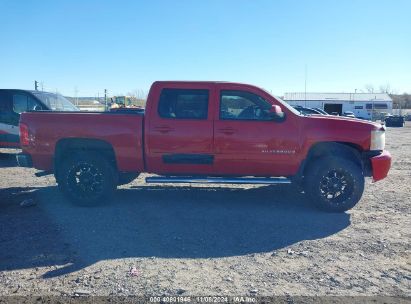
(268, 105, 285, 122)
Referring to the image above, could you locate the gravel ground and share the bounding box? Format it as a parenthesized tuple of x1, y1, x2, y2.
(0, 124, 410, 298)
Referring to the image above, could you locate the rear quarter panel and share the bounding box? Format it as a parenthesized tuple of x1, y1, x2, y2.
(20, 112, 144, 172)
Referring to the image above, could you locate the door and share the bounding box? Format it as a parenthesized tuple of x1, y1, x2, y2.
(213, 86, 300, 176)
(324, 103, 343, 115)
(146, 85, 215, 175)
(354, 105, 365, 118)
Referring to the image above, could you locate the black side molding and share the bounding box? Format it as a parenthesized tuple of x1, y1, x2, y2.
(162, 154, 214, 165)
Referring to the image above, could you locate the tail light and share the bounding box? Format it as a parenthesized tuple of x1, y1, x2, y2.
(20, 123, 29, 146)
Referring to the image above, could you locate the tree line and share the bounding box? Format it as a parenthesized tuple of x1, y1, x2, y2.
(364, 84, 410, 109)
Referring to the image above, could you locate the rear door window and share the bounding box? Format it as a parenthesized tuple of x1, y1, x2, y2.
(158, 89, 209, 119)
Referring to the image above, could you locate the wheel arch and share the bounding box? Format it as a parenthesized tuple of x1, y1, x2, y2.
(54, 138, 117, 181)
(297, 141, 364, 181)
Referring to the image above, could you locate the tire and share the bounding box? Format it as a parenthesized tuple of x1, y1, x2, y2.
(57, 152, 117, 206)
(304, 157, 364, 212)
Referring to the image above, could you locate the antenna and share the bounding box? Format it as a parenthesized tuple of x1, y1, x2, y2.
(304, 65, 307, 107)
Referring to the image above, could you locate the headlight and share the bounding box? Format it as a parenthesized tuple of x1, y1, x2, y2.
(370, 130, 385, 151)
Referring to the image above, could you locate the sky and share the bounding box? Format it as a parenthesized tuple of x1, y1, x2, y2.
(0, 0, 410, 97)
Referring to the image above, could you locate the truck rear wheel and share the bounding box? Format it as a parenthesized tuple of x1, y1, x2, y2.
(304, 157, 364, 212)
(58, 152, 117, 206)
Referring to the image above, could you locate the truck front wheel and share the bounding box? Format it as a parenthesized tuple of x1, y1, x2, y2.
(304, 157, 364, 212)
(58, 152, 117, 206)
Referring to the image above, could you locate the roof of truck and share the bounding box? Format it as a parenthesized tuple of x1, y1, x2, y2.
(154, 81, 242, 84)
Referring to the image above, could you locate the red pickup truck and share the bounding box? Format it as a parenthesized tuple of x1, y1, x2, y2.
(17, 81, 391, 212)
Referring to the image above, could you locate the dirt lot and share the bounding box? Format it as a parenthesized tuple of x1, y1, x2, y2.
(0, 125, 410, 298)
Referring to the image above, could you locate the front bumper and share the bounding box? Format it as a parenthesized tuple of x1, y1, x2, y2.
(16, 153, 33, 168)
(368, 150, 392, 182)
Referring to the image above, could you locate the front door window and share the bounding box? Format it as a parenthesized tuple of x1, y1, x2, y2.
(220, 90, 272, 121)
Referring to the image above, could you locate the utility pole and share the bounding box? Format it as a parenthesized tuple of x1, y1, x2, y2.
(34, 80, 39, 91)
(74, 86, 79, 106)
(353, 89, 357, 115)
(104, 89, 108, 111)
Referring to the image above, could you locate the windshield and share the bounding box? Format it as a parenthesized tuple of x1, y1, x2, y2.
(273, 95, 301, 115)
(314, 108, 329, 115)
(32, 92, 79, 111)
(257, 87, 301, 115)
(294, 107, 321, 115)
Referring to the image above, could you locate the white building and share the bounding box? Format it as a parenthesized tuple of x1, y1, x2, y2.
(283, 92, 392, 119)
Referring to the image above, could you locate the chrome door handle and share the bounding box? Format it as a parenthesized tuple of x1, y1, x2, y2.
(154, 126, 174, 133)
(218, 128, 236, 135)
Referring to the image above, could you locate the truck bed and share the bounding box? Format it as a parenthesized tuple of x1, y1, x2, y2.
(20, 111, 145, 172)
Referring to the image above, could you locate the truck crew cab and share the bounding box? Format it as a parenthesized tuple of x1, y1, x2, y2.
(17, 81, 392, 212)
(0, 89, 78, 148)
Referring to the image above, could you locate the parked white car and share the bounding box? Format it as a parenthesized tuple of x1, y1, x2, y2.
(343, 111, 356, 118)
